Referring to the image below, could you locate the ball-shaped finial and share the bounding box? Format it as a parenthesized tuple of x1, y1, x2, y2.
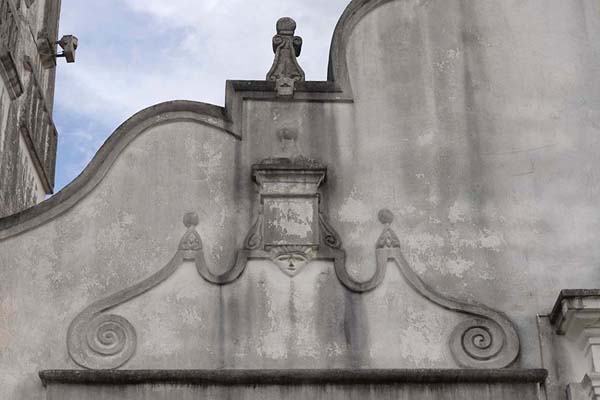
(276, 17, 297, 35)
(183, 212, 199, 228)
(378, 209, 394, 225)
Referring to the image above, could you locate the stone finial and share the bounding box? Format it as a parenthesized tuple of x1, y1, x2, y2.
(376, 209, 401, 249)
(266, 17, 305, 97)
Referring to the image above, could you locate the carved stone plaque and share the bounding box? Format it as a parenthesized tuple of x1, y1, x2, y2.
(263, 196, 318, 247)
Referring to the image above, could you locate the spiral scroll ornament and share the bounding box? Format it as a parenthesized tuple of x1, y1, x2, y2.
(68, 313, 137, 370)
(244, 213, 264, 250)
(319, 213, 342, 249)
(449, 317, 517, 368)
(366, 208, 520, 368)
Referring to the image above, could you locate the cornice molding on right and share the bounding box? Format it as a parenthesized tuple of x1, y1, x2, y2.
(550, 290, 600, 400)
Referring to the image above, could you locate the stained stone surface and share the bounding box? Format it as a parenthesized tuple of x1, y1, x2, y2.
(0, 0, 61, 217)
(40, 369, 546, 400)
(1, 0, 600, 399)
(45, 382, 541, 400)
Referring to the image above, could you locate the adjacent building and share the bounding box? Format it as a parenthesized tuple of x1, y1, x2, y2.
(0, 0, 61, 217)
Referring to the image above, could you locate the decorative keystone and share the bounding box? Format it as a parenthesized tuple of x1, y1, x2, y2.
(266, 17, 305, 97)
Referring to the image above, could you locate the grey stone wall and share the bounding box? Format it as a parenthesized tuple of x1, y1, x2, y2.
(0, 0, 60, 217)
(0, 0, 599, 398)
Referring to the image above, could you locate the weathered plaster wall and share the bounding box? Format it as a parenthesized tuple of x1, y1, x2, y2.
(1, 0, 600, 398)
(0, 120, 240, 399)
(336, 0, 600, 392)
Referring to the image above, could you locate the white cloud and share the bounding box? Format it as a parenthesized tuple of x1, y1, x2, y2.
(53, 0, 349, 189)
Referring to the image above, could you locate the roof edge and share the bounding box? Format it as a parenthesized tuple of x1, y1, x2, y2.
(0, 100, 235, 240)
(0, 0, 395, 240)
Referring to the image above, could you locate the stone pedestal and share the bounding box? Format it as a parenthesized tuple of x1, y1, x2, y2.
(252, 158, 326, 250)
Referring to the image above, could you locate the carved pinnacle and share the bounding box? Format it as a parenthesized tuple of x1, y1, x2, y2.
(266, 17, 305, 97)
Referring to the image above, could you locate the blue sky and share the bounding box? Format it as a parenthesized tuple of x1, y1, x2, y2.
(53, 0, 350, 191)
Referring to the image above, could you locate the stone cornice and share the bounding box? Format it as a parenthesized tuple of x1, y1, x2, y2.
(550, 290, 600, 400)
(64, 208, 521, 370)
(550, 289, 600, 335)
(39, 368, 548, 386)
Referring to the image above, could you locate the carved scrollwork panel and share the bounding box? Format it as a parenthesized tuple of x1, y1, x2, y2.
(386, 249, 520, 369)
(67, 151, 520, 371)
(329, 208, 519, 368)
(67, 252, 183, 369)
(67, 212, 247, 369)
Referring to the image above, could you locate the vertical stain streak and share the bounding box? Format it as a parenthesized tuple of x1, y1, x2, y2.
(315, 270, 345, 368)
(458, 1, 486, 228)
(217, 286, 226, 369)
(457, 1, 509, 284)
(286, 280, 298, 366)
(343, 291, 369, 368)
(415, 2, 441, 216)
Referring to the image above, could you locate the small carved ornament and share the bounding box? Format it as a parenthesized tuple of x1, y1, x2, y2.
(266, 17, 305, 97)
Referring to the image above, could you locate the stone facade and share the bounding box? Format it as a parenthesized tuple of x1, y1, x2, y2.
(1, 0, 600, 399)
(0, 0, 60, 218)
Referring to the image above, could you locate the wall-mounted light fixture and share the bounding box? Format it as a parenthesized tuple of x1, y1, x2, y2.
(55, 35, 78, 63)
(38, 33, 78, 69)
